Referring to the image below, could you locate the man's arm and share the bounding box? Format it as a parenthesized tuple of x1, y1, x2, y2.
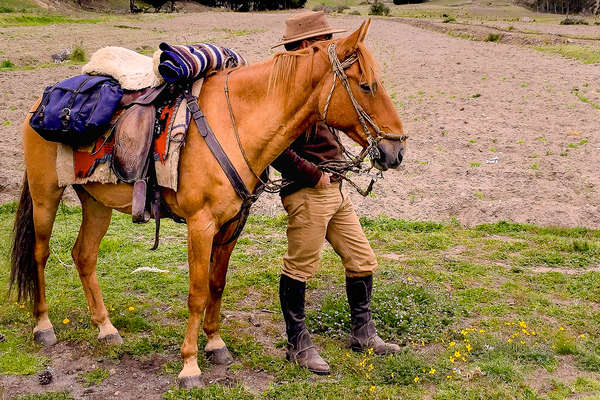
(272, 147, 328, 188)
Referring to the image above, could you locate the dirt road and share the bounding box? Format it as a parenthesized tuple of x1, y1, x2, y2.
(1, 12, 598, 227)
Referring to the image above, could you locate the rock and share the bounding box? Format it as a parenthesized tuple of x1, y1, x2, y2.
(51, 49, 71, 64)
(520, 16, 535, 22)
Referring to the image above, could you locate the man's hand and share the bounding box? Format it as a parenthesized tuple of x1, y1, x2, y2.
(314, 172, 331, 189)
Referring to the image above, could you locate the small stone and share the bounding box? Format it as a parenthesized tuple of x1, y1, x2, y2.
(0, 333, 5, 342)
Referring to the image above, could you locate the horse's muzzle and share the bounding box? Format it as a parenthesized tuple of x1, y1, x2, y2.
(374, 142, 404, 171)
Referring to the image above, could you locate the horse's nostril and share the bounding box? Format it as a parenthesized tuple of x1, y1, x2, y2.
(397, 152, 403, 165)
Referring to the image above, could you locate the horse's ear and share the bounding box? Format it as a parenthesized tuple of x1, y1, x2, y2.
(338, 20, 366, 56)
(358, 19, 371, 42)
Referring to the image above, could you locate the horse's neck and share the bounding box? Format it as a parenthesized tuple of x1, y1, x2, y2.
(227, 58, 321, 176)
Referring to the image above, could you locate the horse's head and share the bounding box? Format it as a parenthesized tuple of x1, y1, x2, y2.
(313, 20, 407, 171)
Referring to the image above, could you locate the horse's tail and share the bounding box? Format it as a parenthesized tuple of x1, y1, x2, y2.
(9, 173, 38, 304)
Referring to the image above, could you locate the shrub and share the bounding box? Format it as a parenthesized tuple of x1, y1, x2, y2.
(350, 9, 361, 15)
(443, 16, 456, 23)
(334, 5, 349, 12)
(70, 45, 86, 63)
(369, 1, 390, 16)
(560, 17, 588, 25)
(0, 6, 14, 12)
(1, 59, 14, 68)
(485, 33, 502, 42)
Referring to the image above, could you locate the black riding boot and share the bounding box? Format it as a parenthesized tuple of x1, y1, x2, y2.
(280, 274, 330, 375)
(346, 275, 401, 354)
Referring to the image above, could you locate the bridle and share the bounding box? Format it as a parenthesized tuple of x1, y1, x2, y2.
(224, 41, 407, 197)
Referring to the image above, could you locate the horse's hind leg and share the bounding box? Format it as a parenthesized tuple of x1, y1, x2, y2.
(71, 187, 121, 344)
(29, 180, 64, 346)
(203, 237, 237, 365)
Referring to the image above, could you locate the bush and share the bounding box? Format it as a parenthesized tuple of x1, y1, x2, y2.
(369, 1, 390, 16)
(350, 9, 361, 15)
(443, 16, 456, 23)
(334, 4, 349, 12)
(1, 59, 14, 68)
(70, 45, 87, 63)
(485, 33, 502, 42)
(560, 17, 588, 25)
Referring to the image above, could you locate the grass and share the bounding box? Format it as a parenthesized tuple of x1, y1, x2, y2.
(533, 45, 600, 64)
(1, 204, 600, 398)
(0, 14, 101, 26)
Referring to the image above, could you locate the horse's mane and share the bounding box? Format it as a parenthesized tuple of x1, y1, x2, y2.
(267, 40, 380, 97)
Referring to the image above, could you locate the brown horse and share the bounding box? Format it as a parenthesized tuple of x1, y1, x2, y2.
(10, 20, 406, 387)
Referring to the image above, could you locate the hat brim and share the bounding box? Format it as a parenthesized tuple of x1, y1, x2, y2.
(272, 27, 347, 49)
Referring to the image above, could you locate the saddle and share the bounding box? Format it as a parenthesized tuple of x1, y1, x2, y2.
(110, 83, 186, 249)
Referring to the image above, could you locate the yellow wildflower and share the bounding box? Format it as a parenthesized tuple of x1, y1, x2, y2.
(407, 277, 413, 281)
(580, 334, 585, 338)
(368, 347, 374, 355)
(429, 368, 436, 374)
(461, 329, 467, 336)
(519, 321, 527, 329)
(461, 357, 466, 361)
(128, 306, 135, 311)
(368, 364, 374, 371)
(365, 373, 370, 379)
(369, 386, 376, 394)
(454, 351, 461, 358)
(531, 331, 536, 336)
(19, 304, 25, 309)
(522, 329, 530, 335)
(466, 344, 472, 352)
(520, 340, 525, 345)
(449, 341, 456, 347)
(559, 327, 564, 331)
(62, 318, 70, 324)
(507, 338, 512, 343)
(391, 373, 395, 378)
(447, 375, 451, 379)
(421, 340, 425, 346)
(479, 329, 485, 333)
(449, 356, 455, 363)
(413, 376, 419, 383)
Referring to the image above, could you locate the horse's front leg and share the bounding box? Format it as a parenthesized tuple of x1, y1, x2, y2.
(203, 235, 237, 365)
(178, 212, 216, 388)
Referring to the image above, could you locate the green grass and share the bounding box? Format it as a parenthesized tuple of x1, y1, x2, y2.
(0, 14, 101, 26)
(533, 45, 600, 64)
(1, 204, 600, 398)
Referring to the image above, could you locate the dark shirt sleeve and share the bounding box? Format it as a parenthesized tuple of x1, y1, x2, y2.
(271, 147, 323, 187)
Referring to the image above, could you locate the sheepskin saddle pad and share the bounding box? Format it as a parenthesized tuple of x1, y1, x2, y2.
(82, 46, 163, 90)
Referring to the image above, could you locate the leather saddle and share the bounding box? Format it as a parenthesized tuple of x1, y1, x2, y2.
(111, 84, 181, 240)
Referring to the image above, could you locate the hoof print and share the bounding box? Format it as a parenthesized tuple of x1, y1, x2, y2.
(178, 374, 203, 389)
(99, 333, 123, 345)
(206, 347, 234, 365)
(34, 329, 57, 346)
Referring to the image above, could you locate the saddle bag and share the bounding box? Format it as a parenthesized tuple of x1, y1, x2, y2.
(30, 74, 123, 147)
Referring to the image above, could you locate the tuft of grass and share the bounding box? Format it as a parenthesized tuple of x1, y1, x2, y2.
(443, 16, 456, 23)
(163, 385, 255, 400)
(78, 367, 109, 387)
(470, 162, 481, 167)
(1, 59, 14, 68)
(69, 45, 86, 63)
(0, 14, 100, 26)
(13, 393, 75, 400)
(533, 45, 600, 64)
(560, 17, 588, 25)
(484, 33, 502, 42)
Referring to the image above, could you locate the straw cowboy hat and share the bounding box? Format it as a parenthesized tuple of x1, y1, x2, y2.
(272, 11, 346, 48)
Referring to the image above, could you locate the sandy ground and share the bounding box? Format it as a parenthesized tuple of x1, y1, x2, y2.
(0, 12, 599, 228)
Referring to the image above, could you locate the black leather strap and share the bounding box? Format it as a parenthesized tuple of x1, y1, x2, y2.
(184, 90, 255, 205)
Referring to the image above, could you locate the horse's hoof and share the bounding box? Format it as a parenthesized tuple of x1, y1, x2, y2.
(99, 332, 123, 345)
(34, 328, 57, 346)
(178, 374, 203, 389)
(206, 346, 234, 365)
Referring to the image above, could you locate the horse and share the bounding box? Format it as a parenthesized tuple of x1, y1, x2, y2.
(10, 20, 407, 387)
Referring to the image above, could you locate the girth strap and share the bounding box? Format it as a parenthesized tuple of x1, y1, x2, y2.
(184, 90, 255, 205)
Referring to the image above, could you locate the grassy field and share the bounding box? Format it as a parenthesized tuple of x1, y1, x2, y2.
(1, 202, 600, 399)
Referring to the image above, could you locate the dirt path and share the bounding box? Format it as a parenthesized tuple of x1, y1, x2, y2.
(0, 12, 598, 227)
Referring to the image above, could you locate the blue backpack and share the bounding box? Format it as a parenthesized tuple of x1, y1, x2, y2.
(30, 74, 123, 147)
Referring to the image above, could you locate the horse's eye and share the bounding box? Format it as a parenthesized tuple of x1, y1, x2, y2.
(359, 83, 372, 93)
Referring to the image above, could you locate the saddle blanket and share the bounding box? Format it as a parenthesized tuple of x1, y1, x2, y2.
(56, 79, 204, 191)
(157, 42, 247, 83)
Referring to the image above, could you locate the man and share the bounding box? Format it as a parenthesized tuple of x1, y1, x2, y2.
(271, 11, 400, 376)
